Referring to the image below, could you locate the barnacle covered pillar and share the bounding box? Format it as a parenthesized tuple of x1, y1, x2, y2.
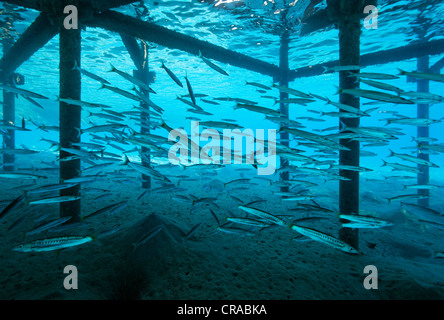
(334, 0, 362, 249)
(416, 55, 430, 207)
(136, 42, 152, 190)
(279, 30, 290, 192)
(1, 35, 16, 172)
(59, 9, 81, 221)
(121, 35, 151, 189)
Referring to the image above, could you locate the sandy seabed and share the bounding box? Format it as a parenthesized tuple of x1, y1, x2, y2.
(1, 158, 444, 300)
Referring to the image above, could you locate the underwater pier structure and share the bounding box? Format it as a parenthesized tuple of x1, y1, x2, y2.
(1, 0, 444, 249)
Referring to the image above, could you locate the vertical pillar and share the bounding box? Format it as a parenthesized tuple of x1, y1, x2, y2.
(59, 18, 81, 221)
(279, 31, 290, 193)
(416, 55, 430, 207)
(337, 0, 361, 249)
(136, 41, 151, 189)
(2, 34, 15, 171)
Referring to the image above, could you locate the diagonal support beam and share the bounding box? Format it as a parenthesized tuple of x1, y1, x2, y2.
(289, 39, 444, 81)
(85, 10, 280, 78)
(0, 12, 58, 77)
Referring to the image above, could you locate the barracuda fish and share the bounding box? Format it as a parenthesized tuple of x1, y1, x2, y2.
(403, 184, 441, 190)
(330, 164, 373, 172)
(73, 61, 110, 84)
(199, 121, 243, 130)
(133, 88, 164, 114)
(340, 122, 397, 140)
(274, 98, 315, 105)
(82, 200, 128, 220)
(0, 148, 37, 154)
(185, 73, 196, 105)
(57, 97, 111, 109)
(360, 79, 404, 94)
(350, 72, 400, 80)
(0, 194, 25, 221)
(290, 224, 360, 254)
(320, 111, 360, 118)
(271, 84, 313, 98)
(388, 194, 428, 203)
(401, 202, 444, 226)
(183, 222, 203, 240)
(398, 69, 444, 83)
(226, 217, 271, 228)
(336, 87, 414, 104)
(99, 83, 142, 101)
(325, 98, 369, 116)
(26, 183, 79, 195)
(176, 96, 203, 111)
(0, 123, 31, 132)
(199, 50, 229, 76)
(25, 216, 72, 236)
(324, 65, 363, 73)
(0, 172, 48, 179)
(123, 156, 171, 183)
(234, 103, 282, 117)
(0, 84, 49, 100)
(60, 147, 101, 160)
(87, 111, 123, 122)
(12, 235, 94, 252)
(281, 195, 316, 202)
(161, 61, 183, 87)
(280, 126, 350, 151)
(245, 81, 271, 90)
(418, 144, 444, 153)
(388, 149, 439, 168)
(77, 123, 127, 136)
(339, 214, 393, 229)
(22, 96, 44, 109)
(28, 196, 81, 205)
(133, 225, 163, 253)
(238, 205, 286, 227)
(109, 64, 155, 93)
(381, 160, 420, 173)
(387, 118, 441, 126)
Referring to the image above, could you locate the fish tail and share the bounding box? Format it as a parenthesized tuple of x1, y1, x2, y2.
(198, 50, 202, 58)
(71, 60, 79, 71)
(334, 85, 341, 95)
(388, 149, 395, 158)
(322, 66, 329, 73)
(98, 83, 106, 90)
(75, 127, 82, 139)
(122, 154, 130, 165)
(381, 159, 387, 167)
(397, 68, 406, 76)
(108, 63, 117, 73)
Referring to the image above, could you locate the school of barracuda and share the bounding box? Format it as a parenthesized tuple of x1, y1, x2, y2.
(1, 55, 444, 255)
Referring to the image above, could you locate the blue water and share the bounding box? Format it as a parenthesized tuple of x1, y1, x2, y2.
(1, 0, 444, 300)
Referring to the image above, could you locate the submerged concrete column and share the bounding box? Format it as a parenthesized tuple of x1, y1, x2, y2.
(279, 31, 290, 192)
(59, 17, 81, 221)
(2, 35, 15, 172)
(416, 55, 430, 207)
(336, 0, 361, 249)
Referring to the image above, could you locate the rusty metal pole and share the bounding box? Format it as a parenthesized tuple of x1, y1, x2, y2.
(59, 5, 81, 221)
